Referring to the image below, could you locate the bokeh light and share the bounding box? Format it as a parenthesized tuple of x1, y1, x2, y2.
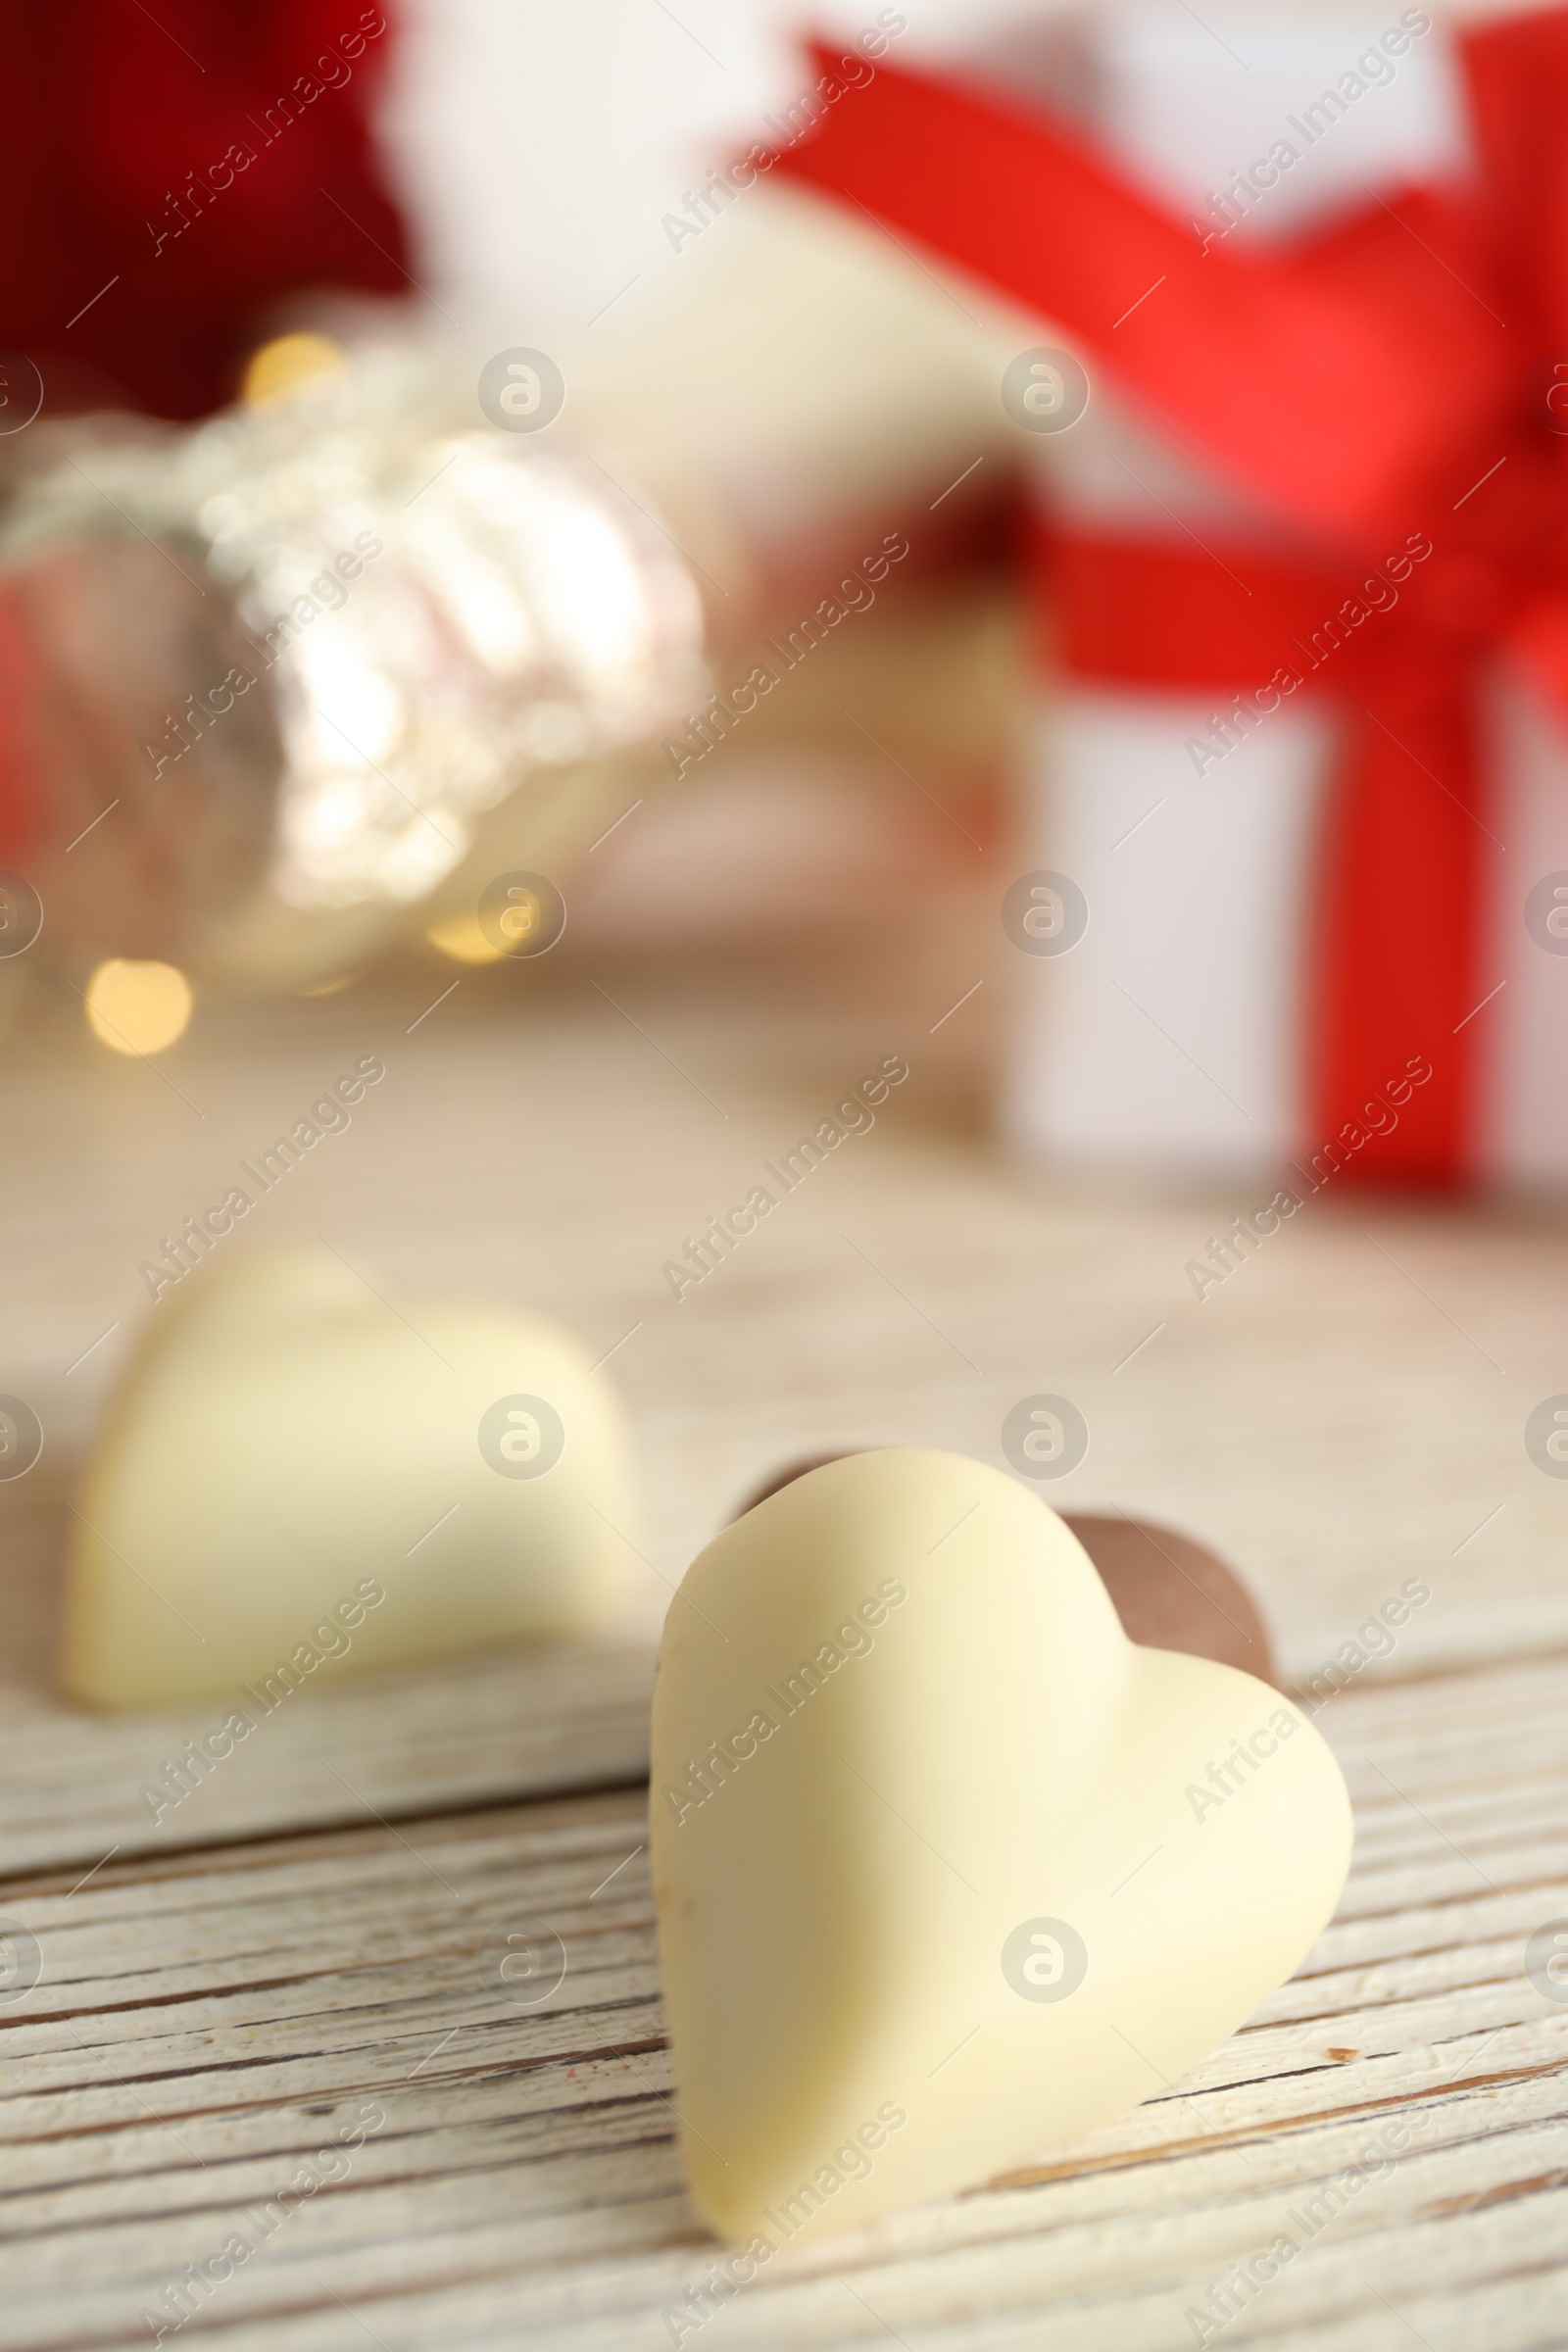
(240, 332, 349, 409)
(84, 961, 194, 1055)
(424, 913, 505, 964)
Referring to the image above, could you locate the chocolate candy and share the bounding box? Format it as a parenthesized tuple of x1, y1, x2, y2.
(664, 1448, 1344, 2239)
(736, 1457, 1277, 1687)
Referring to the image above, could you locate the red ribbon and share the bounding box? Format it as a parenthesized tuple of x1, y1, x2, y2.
(778, 17, 1568, 1183)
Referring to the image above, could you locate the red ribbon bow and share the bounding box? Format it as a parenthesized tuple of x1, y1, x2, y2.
(778, 14, 1568, 1184)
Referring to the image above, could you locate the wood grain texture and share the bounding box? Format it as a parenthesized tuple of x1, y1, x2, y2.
(2, 941, 1566, 2346)
(0, 1637, 655, 1877)
(2, 1654, 1565, 2352)
(2, 959, 1567, 1869)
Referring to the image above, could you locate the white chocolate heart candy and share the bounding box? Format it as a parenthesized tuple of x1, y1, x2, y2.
(651, 1449, 1351, 2241)
(62, 1249, 636, 1709)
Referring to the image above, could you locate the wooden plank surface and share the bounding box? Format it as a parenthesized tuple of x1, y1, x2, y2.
(2, 1653, 1565, 2351)
(0, 1638, 656, 1877)
(4, 946, 1568, 1869)
(4, 927, 1568, 2346)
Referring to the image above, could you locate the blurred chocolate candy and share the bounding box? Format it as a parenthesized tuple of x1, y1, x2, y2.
(735, 1456, 1277, 1686)
(1057, 1512, 1276, 1686)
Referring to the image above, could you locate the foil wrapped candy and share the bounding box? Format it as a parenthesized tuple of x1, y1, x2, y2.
(0, 349, 707, 987)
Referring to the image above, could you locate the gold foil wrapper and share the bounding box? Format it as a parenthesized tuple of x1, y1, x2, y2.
(0, 348, 707, 984)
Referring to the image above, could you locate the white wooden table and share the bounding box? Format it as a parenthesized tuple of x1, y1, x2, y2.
(3, 912, 1566, 2348)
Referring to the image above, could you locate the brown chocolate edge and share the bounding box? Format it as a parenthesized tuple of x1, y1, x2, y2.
(732, 1455, 1278, 1687)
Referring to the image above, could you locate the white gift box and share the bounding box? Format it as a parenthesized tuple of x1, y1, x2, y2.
(957, 1, 1568, 1189)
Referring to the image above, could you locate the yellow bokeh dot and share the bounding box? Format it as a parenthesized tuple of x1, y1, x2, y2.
(241, 332, 348, 409)
(85, 961, 193, 1055)
(424, 913, 504, 965)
